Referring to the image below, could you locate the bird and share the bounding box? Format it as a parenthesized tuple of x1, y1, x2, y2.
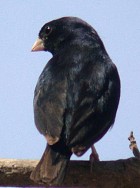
(30, 16, 120, 185)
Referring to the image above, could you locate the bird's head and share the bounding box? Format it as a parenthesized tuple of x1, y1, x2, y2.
(31, 17, 97, 55)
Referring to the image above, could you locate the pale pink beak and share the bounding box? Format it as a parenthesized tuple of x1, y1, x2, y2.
(31, 38, 45, 52)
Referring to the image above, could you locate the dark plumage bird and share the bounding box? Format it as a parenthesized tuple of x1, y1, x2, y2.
(30, 17, 120, 185)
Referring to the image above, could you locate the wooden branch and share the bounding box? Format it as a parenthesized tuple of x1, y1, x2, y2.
(0, 158, 140, 187)
(128, 131, 140, 159)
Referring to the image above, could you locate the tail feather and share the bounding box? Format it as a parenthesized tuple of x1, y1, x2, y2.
(30, 144, 71, 185)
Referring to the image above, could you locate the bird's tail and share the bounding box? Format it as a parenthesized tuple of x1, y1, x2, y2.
(30, 144, 71, 185)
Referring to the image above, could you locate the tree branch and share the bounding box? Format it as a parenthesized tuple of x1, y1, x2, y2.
(128, 131, 140, 159)
(0, 132, 140, 187)
(0, 158, 140, 187)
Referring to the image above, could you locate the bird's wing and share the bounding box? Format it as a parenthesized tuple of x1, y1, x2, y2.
(66, 62, 120, 151)
(34, 67, 67, 145)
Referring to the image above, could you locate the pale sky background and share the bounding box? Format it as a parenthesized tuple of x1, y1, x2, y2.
(0, 1, 140, 162)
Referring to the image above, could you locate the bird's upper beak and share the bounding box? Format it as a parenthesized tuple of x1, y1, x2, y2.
(31, 38, 45, 52)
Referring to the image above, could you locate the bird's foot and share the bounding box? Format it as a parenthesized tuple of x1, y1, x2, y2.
(90, 145, 100, 172)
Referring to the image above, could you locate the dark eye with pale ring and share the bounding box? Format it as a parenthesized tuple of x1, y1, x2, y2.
(46, 26, 52, 35)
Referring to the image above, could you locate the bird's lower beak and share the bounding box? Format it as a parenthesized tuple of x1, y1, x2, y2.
(31, 38, 45, 52)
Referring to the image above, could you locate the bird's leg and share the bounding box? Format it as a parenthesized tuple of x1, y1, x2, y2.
(89, 145, 100, 172)
(90, 145, 100, 161)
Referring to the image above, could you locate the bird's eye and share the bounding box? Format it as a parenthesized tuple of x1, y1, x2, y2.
(45, 26, 52, 35)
